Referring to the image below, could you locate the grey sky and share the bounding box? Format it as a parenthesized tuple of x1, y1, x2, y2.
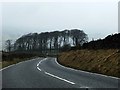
(1, 1, 118, 50)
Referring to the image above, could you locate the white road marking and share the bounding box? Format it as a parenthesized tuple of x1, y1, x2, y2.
(37, 67, 41, 71)
(37, 60, 42, 66)
(79, 86, 90, 88)
(44, 71, 75, 85)
(36, 58, 47, 71)
(0, 64, 15, 71)
(55, 58, 120, 80)
(36, 58, 76, 85)
(37, 58, 47, 67)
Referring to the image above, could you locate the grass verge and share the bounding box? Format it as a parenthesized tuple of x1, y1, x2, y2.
(58, 49, 120, 78)
(2, 57, 38, 68)
(2, 52, 46, 68)
(0, 62, 2, 69)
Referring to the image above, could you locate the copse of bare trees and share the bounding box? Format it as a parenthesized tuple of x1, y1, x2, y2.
(5, 40, 12, 52)
(12, 29, 88, 54)
(5, 30, 119, 54)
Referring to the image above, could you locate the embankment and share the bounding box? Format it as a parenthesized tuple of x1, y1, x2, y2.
(58, 49, 120, 78)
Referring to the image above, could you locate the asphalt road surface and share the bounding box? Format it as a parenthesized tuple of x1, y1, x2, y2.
(1, 57, 119, 89)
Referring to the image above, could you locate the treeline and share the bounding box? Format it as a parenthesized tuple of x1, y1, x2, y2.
(2, 52, 39, 61)
(82, 33, 120, 49)
(5, 31, 120, 54)
(5, 29, 88, 54)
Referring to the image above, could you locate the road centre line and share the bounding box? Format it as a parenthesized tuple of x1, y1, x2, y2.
(37, 67, 41, 71)
(36, 58, 47, 71)
(44, 71, 75, 85)
(37, 58, 47, 67)
(36, 58, 76, 85)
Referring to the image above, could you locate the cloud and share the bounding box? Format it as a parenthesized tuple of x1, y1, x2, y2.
(1, 1, 118, 50)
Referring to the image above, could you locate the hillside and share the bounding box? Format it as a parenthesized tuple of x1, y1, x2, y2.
(58, 49, 120, 78)
(83, 33, 120, 49)
(58, 33, 120, 78)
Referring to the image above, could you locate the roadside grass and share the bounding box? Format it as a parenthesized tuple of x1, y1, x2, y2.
(1, 51, 57, 69)
(2, 52, 46, 68)
(0, 62, 2, 69)
(58, 49, 120, 78)
(2, 57, 39, 68)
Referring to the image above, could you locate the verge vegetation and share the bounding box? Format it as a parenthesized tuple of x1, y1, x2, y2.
(58, 33, 120, 78)
(58, 49, 120, 78)
(2, 52, 46, 68)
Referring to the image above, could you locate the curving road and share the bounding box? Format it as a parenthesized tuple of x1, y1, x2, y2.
(1, 57, 119, 89)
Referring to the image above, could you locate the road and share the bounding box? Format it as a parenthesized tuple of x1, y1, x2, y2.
(1, 57, 119, 89)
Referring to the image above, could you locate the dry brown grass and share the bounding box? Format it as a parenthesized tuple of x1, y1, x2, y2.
(2, 52, 42, 68)
(2, 58, 21, 68)
(0, 62, 2, 69)
(58, 49, 120, 78)
(2, 57, 38, 68)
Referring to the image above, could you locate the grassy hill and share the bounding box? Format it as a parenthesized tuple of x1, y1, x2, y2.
(58, 49, 120, 78)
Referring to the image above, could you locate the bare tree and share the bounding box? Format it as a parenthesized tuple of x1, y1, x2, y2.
(5, 40, 12, 52)
(71, 29, 88, 46)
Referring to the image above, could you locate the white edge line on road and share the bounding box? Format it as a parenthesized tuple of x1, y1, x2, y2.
(55, 58, 120, 80)
(44, 71, 75, 85)
(0, 64, 15, 71)
(0, 57, 40, 71)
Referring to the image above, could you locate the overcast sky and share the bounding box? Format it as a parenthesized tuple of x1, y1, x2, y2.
(1, 0, 119, 50)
